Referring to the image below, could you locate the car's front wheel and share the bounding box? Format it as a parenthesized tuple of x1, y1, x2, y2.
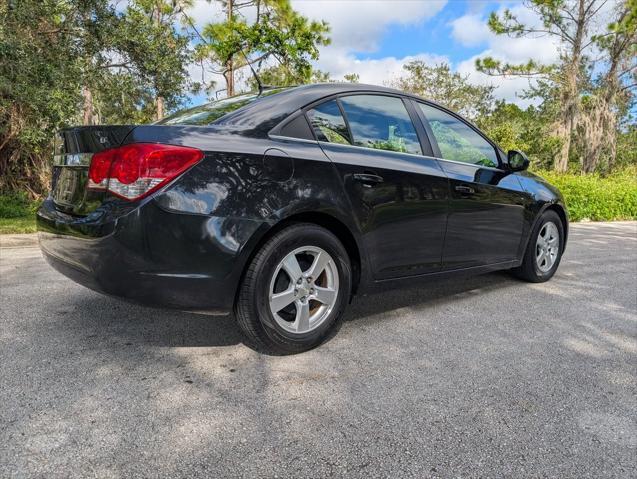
(512, 209, 564, 282)
(235, 223, 352, 354)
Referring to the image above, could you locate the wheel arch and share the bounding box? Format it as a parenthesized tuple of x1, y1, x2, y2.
(517, 202, 569, 264)
(236, 211, 364, 306)
(544, 203, 569, 251)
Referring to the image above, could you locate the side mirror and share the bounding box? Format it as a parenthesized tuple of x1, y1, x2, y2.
(507, 150, 530, 171)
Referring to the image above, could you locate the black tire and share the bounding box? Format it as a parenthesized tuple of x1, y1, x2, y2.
(235, 223, 352, 354)
(512, 210, 564, 283)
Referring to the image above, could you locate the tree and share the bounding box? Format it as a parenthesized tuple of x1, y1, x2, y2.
(477, 101, 562, 168)
(244, 66, 363, 89)
(69, 0, 193, 125)
(115, 0, 193, 121)
(0, 0, 193, 195)
(578, 0, 636, 172)
(343, 73, 360, 83)
(193, 0, 330, 97)
(389, 62, 496, 121)
(245, 64, 332, 90)
(476, 0, 636, 172)
(0, 0, 107, 194)
(615, 122, 637, 170)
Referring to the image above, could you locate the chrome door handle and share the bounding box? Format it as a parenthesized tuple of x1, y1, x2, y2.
(455, 185, 475, 195)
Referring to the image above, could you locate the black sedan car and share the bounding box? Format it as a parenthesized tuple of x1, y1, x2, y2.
(38, 83, 567, 353)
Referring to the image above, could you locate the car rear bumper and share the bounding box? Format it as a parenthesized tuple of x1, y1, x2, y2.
(37, 198, 268, 313)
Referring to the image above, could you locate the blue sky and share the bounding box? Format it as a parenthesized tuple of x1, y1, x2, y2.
(182, 0, 618, 108)
(183, 0, 566, 107)
(355, 1, 492, 62)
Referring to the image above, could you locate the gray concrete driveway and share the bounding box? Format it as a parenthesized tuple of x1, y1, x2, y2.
(1, 222, 636, 478)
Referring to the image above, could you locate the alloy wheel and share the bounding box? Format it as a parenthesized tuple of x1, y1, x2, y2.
(536, 221, 560, 273)
(268, 246, 339, 334)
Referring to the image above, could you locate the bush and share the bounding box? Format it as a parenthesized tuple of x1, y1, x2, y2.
(0, 193, 39, 233)
(534, 167, 637, 221)
(0, 192, 40, 219)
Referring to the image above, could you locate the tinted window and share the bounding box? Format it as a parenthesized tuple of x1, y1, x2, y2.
(307, 100, 351, 145)
(339, 95, 421, 155)
(279, 114, 314, 140)
(418, 103, 498, 168)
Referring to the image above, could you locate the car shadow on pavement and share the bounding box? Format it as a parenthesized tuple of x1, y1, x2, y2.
(344, 271, 515, 324)
(62, 293, 244, 348)
(62, 270, 516, 351)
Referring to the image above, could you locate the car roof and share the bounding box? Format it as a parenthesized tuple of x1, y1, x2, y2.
(213, 83, 429, 136)
(272, 82, 412, 99)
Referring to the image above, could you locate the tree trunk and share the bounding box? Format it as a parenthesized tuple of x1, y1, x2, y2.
(553, 0, 588, 172)
(553, 122, 571, 173)
(580, 106, 604, 173)
(153, 2, 165, 118)
(607, 128, 617, 169)
(224, 62, 234, 97)
(155, 96, 164, 121)
(553, 69, 578, 173)
(82, 86, 96, 125)
(225, 0, 234, 96)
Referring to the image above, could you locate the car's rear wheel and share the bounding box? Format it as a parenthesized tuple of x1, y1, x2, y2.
(235, 223, 351, 354)
(512, 210, 564, 282)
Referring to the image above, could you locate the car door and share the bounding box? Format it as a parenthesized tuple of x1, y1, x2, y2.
(414, 101, 529, 270)
(306, 94, 449, 280)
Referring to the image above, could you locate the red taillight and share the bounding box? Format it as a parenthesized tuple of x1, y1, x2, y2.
(88, 143, 203, 200)
(88, 149, 114, 190)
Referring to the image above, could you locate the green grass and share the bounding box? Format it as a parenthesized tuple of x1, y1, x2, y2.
(0, 193, 39, 234)
(0, 217, 37, 234)
(534, 167, 637, 222)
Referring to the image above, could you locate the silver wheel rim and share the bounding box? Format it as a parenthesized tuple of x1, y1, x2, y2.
(268, 246, 339, 334)
(536, 221, 559, 273)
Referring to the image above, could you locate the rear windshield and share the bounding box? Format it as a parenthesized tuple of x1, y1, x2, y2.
(157, 88, 289, 126)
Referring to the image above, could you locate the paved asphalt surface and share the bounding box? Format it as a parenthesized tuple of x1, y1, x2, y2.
(1, 221, 636, 478)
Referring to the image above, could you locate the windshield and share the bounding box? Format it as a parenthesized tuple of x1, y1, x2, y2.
(157, 88, 290, 126)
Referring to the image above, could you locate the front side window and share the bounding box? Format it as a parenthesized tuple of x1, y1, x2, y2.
(418, 103, 498, 168)
(339, 95, 421, 155)
(306, 100, 352, 145)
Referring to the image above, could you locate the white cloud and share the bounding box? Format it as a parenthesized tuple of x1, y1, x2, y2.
(448, 3, 563, 106)
(449, 14, 490, 47)
(308, 0, 560, 105)
(292, 0, 447, 52)
(185, 0, 449, 98)
(289, 0, 563, 105)
(451, 4, 562, 65)
(288, 0, 449, 87)
(289, 0, 449, 88)
(187, 0, 226, 29)
(182, 0, 618, 108)
(449, 0, 622, 105)
(456, 53, 538, 108)
(318, 47, 448, 84)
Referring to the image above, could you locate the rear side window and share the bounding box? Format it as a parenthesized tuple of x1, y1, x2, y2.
(278, 114, 314, 140)
(418, 103, 499, 168)
(339, 95, 421, 155)
(307, 100, 352, 145)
